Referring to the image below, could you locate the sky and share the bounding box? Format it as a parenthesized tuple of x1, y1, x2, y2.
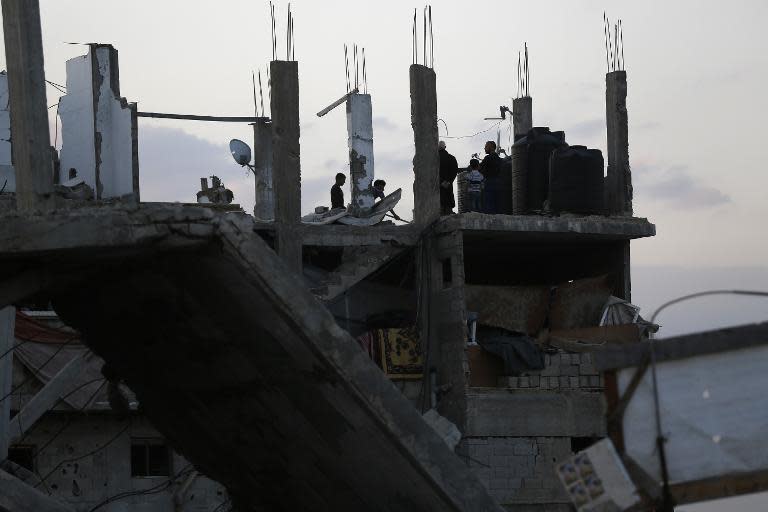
(1, 2, 767, 508)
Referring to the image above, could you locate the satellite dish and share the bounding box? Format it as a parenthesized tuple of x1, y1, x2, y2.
(229, 139, 252, 167)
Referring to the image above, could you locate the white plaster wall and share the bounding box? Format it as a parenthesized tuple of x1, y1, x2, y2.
(94, 46, 136, 199)
(58, 46, 137, 199)
(0, 71, 15, 192)
(346, 93, 375, 211)
(58, 54, 97, 191)
(23, 414, 227, 512)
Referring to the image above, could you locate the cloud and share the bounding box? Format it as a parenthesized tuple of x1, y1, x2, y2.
(373, 116, 400, 132)
(138, 125, 254, 209)
(635, 163, 730, 209)
(567, 119, 604, 141)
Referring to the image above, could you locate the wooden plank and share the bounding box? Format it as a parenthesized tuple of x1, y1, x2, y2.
(1, 0, 53, 211)
(671, 468, 768, 505)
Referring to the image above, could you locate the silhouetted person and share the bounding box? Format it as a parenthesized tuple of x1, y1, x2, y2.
(479, 141, 502, 213)
(331, 172, 346, 209)
(372, 179, 386, 200)
(439, 141, 459, 215)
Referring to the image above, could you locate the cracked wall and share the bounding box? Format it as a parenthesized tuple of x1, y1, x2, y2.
(59, 44, 138, 199)
(0, 72, 15, 192)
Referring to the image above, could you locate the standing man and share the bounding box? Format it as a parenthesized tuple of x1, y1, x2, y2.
(331, 172, 346, 209)
(438, 141, 459, 215)
(479, 141, 502, 214)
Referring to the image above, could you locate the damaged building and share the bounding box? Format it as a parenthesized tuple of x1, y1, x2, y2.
(25, 3, 768, 512)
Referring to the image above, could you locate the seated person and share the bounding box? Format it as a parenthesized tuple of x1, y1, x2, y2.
(372, 179, 386, 200)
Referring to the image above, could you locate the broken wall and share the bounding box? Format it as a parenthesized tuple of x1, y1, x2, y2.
(16, 414, 226, 511)
(58, 44, 138, 199)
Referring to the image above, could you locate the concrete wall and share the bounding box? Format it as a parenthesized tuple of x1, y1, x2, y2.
(16, 414, 227, 512)
(59, 45, 138, 199)
(0, 72, 15, 192)
(458, 436, 572, 510)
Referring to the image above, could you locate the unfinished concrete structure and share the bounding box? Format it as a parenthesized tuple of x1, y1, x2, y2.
(346, 93, 375, 214)
(58, 44, 139, 200)
(0, 3, 666, 511)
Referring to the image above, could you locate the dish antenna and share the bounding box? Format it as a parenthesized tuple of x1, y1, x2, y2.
(229, 139, 255, 172)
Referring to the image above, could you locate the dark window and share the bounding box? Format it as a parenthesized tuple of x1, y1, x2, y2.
(8, 445, 35, 472)
(131, 439, 170, 477)
(442, 258, 453, 287)
(570, 436, 602, 454)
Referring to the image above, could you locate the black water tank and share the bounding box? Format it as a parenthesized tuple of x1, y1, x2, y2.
(548, 145, 605, 214)
(498, 157, 513, 214)
(513, 127, 567, 213)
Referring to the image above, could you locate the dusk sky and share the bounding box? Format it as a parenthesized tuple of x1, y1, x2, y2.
(1, 1, 767, 509)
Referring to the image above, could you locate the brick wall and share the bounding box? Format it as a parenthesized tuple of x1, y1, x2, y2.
(457, 436, 572, 510)
(498, 351, 604, 390)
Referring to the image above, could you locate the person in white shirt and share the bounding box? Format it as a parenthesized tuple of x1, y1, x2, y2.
(465, 158, 484, 212)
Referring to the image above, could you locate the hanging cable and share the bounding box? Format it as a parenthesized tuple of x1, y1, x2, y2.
(0, 338, 74, 404)
(441, 120, 503, 140)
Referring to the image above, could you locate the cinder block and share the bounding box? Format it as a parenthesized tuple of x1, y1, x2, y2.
(518, 377, 530, 388)
(579, 363, 599, 376)
(492, 445, 515, 456)
(571, 354, 580, 365)
(580, 376, 590, 387)
(560, 353, 572, 365)
(541, 364, 560, 377)
(560, 365, 579, 376)
(549, 377, 559, 389)
(523, 478, 544, 489)
(490, 455, 508, 467)
(570, 376, 580, 388)
(539, 377, 549, 390)
(530, 375, 540, 387)
(589, 376, 602, 387)
(581, 353, 592, 364)
(559, 376, 570, 388)
(490, 478, 508, 490)
(509, 477, 523, 489)
(513, 442, 534, 456)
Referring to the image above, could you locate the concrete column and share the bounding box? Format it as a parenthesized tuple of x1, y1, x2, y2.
(409, 65, 440, 225)
(1, 0, 53, 211)
(0, 73, 15, 193)
(512, 96, 532, 139)
(0, 306, 15, 460)
(346, 93, 375, 214)
(269, 61, 302, 273)
(606, 70, 633, 216)
(252, 119, 274, 221)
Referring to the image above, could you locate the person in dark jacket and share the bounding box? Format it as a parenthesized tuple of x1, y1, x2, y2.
(479, 140, 502, 213)
(331, 172, 346, 209)
(438, 141, 459, 215)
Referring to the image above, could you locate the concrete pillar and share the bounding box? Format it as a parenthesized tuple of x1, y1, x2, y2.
(512, 96, 532, 139)
(252, 119, 274, 221)
(1, 0, 53, 211)
(0, 307, 15, 460)
(409, 65, 440, 225)
(269, 60, 302, 273)
(606, 70, 632, 216)
(346, 93, 375, 214)
(0, 73, 15, 193)
(58, 44, 139, 200)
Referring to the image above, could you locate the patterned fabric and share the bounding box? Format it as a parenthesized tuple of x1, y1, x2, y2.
(356, 327, 422, 380)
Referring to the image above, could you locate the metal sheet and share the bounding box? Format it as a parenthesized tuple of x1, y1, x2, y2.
(620, 345, 768, 484)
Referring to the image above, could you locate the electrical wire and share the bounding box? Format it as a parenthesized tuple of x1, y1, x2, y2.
(31, 379, 108, 465)
(35, 399, 127, 489)
(88, 465, 195, 512)
(0, 338, 74, 404)
(441, 120, 503, 140)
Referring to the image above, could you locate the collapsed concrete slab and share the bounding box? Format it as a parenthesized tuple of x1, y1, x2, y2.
(0, 204, 502, 512)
